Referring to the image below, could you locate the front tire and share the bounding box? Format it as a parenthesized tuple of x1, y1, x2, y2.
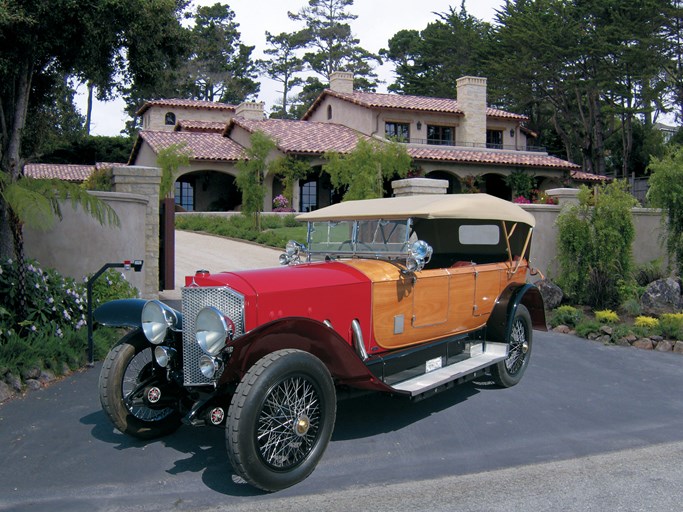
(226, 349, 336, 491)
(491, 304, 533, 388)
(98, 330, 182, 439)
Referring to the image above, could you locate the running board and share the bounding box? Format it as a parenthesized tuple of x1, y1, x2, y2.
(391, 342, 508, 397)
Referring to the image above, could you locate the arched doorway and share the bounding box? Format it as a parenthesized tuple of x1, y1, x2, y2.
(175, 170, 241, 212)
(482, 173, 511, 199)
(425, 170, 461, 194)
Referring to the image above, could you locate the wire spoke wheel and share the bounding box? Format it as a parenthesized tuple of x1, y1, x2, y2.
(505, 318, 529, 376)
(226, 349, 336, 492)
(491, 304, 533, 388)
(256, 375, 321, 470)
(99, 331, 182, 439)
(122, 348, 175, 422)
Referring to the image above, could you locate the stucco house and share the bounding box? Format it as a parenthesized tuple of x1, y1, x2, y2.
(27, 72, 602, 212)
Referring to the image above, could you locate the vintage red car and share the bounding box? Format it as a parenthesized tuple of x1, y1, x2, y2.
(96, 193, 546, 491)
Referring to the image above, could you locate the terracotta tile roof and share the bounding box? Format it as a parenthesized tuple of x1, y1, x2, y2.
(303, 89, 528, 121)
(137, 130, 245, 161)
(570, 170, 612, 182)
(136, 98, 237, 116)
(23, 162, 128, 182)
(175, 120, 226, 133)
(228, 118, 369, 154)
(407, 147, 580, 171)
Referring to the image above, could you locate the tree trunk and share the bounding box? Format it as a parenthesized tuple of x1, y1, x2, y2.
(0, 60, 33, 261)
(86, 82, 94, 135)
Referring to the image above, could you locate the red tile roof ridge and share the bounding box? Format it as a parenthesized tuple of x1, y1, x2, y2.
(303, 89, 528, 121)
(136, 98, 237, 116)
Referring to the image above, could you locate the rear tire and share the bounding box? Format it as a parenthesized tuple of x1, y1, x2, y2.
(491, 304, 533, 388)
(226, 349, 336, 491)
(99, 330, 182, 439)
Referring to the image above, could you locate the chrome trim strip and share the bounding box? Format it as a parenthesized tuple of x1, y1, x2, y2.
(351, 319, 368, 361)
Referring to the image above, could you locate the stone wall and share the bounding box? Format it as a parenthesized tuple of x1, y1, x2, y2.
(111, 166, 162, 297)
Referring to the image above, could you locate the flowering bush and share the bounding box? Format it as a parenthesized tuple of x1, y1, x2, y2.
(0, 258, 88, 338)
(634, 316, 659, 329)
(0, 259, 138, 340)
(513, 195, 531, 204)
(594, 309, 620, 324)
(272, 194, 294, 212)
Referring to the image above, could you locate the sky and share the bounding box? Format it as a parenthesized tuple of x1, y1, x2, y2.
(76, 0, 504, 136)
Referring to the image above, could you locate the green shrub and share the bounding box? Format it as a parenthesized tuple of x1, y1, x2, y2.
(575, 319, 602, 338)
(594, 309, 620, 324)
(175, 214, 307, 249)
(620, 297, 642, 317)
(556, 181, 637, 308)
(634, 259, 666, 287)
(283, 214, 300, 228)
(550, 305, 583, 327)
(659, 313, 683, 339)
(91, 269, 139, 308)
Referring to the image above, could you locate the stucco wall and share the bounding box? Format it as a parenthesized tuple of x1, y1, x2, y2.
(24, 192, 148, 295)
(143, 106, 234, 131)
(522, 203, 666, 279)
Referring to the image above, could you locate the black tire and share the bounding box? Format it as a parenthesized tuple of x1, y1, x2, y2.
(490, 304, 533, 388)
(226, 349, 336, 491)
(98, 330, 182, 439)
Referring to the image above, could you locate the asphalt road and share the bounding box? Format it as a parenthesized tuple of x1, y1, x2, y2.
(1, 331, 683, 512)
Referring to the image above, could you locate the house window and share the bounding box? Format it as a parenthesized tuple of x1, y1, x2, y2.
(427, 125, 454, 145)
(301, 180, 317, 212)
(385, 121, 410, 142)
(165, 112, 176, 126)
(486, 129, 504, 149)
(327, 105, 332, 120)
(174, 181, 194, 211)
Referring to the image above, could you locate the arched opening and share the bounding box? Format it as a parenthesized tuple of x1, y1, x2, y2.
(165, 112, 176, 126)
(299, 166, 339, 212)
(425, 170, 461, 194)
(481, 173, 511, 200)
(175, 170, 241, 212)
(327, 105, 332, 120)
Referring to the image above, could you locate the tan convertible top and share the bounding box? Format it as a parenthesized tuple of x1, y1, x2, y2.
(297, 194, 536, 227)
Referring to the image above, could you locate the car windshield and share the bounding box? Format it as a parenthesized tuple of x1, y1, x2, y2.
(307, 219, 413, 258)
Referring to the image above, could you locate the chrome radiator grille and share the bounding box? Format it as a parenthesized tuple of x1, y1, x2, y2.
(181, 286, 245, 386)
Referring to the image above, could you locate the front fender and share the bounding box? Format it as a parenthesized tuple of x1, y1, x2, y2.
(487, 283, 547, 342)
(94, 299, 183, 330)
(220, 317, 393, 393)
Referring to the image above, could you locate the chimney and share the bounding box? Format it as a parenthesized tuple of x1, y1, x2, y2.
(456, 76, 487, 147)
(330, 71, 354, 94)
(235, 101, 265, 120)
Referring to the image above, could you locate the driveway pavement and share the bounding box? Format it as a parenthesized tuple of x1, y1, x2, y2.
(159, 230, 282, 300)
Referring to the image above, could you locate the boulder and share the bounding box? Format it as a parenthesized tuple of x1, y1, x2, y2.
(640, 278, 683, 316)
(537, 280, 564, 310)
(20, 366, 41, 381)
(0, 381, 12, 403)
(5, 373, 22, 392)
(615, 337, 632, 347)
(600, 325, 613, 336)
(673, 341, 683, 354)
(553, 325, 571, 334)
(25, 379, 41, 391)
(633, 338, 654, 350)
(655, 340, 674, 352)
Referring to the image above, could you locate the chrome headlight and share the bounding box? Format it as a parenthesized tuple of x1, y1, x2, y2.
(142, 300, 179, 345)
(280, 240, 306, 265)
(154, 346, 175, 367)
(405, 240, 433, 273)
(195, 307, 233, 356)
(199, 354, 221, 379)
